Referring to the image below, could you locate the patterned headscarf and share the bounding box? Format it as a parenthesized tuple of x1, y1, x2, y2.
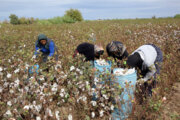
(108, 41, 126, 57)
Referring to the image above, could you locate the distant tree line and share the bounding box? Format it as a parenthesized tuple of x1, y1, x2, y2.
(9, 9, 83, 25)
(9, 14, 37, 25)
(174, 14, 180, 18)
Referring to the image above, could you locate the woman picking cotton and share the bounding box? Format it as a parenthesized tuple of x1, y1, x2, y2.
(106, 41, 129, 67)
(127, 44, 163, 97)
(73, 42, 104, 61)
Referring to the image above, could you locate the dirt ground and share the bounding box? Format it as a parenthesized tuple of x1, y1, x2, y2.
(158, 82, 180, 120)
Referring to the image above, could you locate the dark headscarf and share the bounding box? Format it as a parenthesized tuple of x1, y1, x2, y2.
(127, 52, 143, 68)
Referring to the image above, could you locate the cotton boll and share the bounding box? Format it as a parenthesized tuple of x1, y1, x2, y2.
(4, 110, 12, 116)
(51, 83, 58, 92)
(82, 96, 87, 102)
(94, 77, 99, 82)
(24, 105, 30, 110)
(34, 104, 42, 112)
(14, 69, 20, 73)
(162, 96, 167, 102)
(61, 88, 65, 93)
(7, 73, 12, 78)
(99, 110, 104, 117)
(7, 101, 12, 106)
(52, 87, 57, 93)
(91, 88, 96, 92)
(70, 66, 75, 71)
(24, 86, 29, 92)
(79, 71, 83, 75)
(55, 64, 61, 71)
(60, 93, 64, 97)
(104, 106, 109, 110)
(91, 112, 95, 118)
(77, 97, 80, 103)
(100, 103, 105, 107)
(82, 88, 85, 91)
(86, 81, 89, 85)
(114, 68, 135, 76)
(14, 78, 20, 88)
(91, 101, 97, 106)
(62, 99, 65, 103)
(46, 108, 53, 117)
(33, 101, 36, 105)
(8, 59, 11, 63)
(36, 116, 41, 120)
(55, 111, 60, 120)
(25, 63, 30, 69)
(9, 89, 14, 94)
(0, 67, 3, 72)
(102, 94, 109, 100)
(96, 59, 109, 66)
(4, 67, 7, 70)
(39, 77, 45, 81)
(62, 74, 67, 79)
(13, 98, 17, 104)
(3, 82, 9, 88)
(76, 68, 81, 72)
(110, 105, 114, 110)
(68, 114, 73, 120)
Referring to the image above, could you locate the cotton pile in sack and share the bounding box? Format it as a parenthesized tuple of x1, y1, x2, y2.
(114, 68, 135, 76)
(96, 59, 109, 66)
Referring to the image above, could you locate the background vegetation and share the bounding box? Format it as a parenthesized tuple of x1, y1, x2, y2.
(8, 9, 83, 25)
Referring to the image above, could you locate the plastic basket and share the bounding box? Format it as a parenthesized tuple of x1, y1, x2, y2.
(92, 60, 112, 100)
(28, 64, 39, 75)
(112, 68, 137, 120)
(94, 60, 111, 75)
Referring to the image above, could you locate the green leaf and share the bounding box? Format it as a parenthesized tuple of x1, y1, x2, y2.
(85, 115, 90, 120)
(118, 85, 121, 89)
(86, 85, 90, 90)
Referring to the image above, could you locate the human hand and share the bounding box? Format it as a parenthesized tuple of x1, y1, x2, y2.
(92, 67, 96, 72)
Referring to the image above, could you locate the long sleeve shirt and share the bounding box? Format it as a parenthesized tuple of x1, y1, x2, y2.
(34, 39, 55, 57)
(133, 45, 157, 81)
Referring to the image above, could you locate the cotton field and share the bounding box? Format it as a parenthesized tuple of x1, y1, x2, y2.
(0, 18, 180, 120)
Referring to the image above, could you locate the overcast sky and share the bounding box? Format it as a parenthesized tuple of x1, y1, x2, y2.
(0, 0, 180, 21)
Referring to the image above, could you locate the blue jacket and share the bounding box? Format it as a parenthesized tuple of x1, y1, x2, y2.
(34, 38, 55, 57)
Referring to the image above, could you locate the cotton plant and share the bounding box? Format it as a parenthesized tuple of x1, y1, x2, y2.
(62, 55, 122, 119)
